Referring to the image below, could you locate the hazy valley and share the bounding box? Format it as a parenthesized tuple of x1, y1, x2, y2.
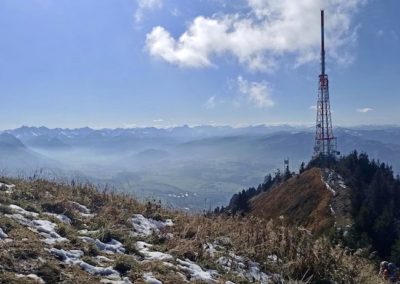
(2, 125, 400, 210)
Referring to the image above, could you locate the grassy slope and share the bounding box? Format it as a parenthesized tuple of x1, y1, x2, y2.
(250, 168, 334, 235)
(0, 176, 384, 283)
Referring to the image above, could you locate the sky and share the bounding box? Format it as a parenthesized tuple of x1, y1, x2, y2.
(0, 0, 399, 129)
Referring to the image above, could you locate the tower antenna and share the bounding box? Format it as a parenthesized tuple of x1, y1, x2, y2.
(314, 10, 337, 159)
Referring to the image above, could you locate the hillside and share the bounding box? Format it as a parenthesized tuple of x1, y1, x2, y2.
(0, 134, 57, 173)
(0, 176, 382, 283)
(250, 168, 334, 234)
(249, 168, 352, 235)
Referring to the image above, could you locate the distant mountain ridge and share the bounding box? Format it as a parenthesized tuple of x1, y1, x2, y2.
(2, 125, 400, 210)
(0, 133, 57, 173)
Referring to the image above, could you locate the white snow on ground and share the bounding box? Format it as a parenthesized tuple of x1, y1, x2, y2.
(177, 259, 218, 283)
(329, 205, 336, 216)
(96, 255, 114, 266)
(47, 248, 84, 261)
(100, 278, 132, 284)
(69, 201, 95, 217)
(44, 212, 72, 224)
(80, 236, 126, 254)
(15, 273, 45, 283)
(78, 229, 100, 235)
(321, 175, 336, 196)
(5, 213, 68, 245)
(0, 182, 15, 189)
(217, 252, 274, 284)
(9, 204, 39, 217)
(136, 241, 173, 261)
(0, 228, 8, 239)
(33, 219, 69, 245)
(143, 272, 163, 284)
(0, 182, 15, 193)
(203, 238, 279, 283)
(338, 177, 347, 189)
(95, 239, 125, 254)
(48, 248, 121, 277)
(69, 201, 91, 214)
(203, 243, 218, 257)
(129, 214, 173, 237)
(247, 261, 271, 283)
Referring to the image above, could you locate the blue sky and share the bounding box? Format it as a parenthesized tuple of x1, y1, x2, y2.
(0, 0, 399, 129)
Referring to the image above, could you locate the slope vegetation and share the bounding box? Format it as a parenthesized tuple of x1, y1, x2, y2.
(250, 168, 335, 234)
(0, 176, 382, 283)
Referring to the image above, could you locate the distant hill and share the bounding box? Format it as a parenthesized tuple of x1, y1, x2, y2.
(0, 133, 57, 173)
(0, 133, 26, 148)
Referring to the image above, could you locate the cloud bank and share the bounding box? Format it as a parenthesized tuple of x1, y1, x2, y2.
(145, 0, 365, 71)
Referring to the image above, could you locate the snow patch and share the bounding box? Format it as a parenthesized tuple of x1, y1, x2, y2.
(48, 248, 84, 261)
(217, 252, 274, 284)
(15, 273, 45, 283)
(0, 182, 15, 193)
(100, 278, 132, 284)
(33, 219, 69, 245)
(96, 255, 114, 265)
(329, 205, 336, 216)
(136, 241, 173, 261)
(321, 175, 336, 196)
(177, 258, 218, 283)
(48, 248, 120, 277)
(5, 214, 68, 244)
(78, 229, 100, 235)
(9, 204, 39, 217)
(69, 201, 91, 214)
(44, 212, 72, 224)
(0, 182, 15, 189)
(129, 214, 173, 237)
(143, 272, 163, 284)
(80, 236, 125, 254)
(0, 228, 8, 239)
(203, 242, 218, 257)
(338, 179, 347, 189)
(69, 201, 95, 217)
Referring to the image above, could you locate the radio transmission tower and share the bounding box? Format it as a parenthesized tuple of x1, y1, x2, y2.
(314, 10, 337, 158)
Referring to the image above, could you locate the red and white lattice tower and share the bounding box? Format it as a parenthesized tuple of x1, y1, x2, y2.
(314, 10, 337, 158)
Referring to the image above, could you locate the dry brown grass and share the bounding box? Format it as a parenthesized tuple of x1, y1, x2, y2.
(250, 168, 334, 234)
(0, 176, 386, 283)
(167, 213, 385, 283)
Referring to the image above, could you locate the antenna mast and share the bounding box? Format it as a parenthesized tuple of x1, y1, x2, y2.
(314, 10, 337, 158)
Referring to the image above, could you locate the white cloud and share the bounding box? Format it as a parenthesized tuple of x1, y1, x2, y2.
(237, 76, 274, 108)
(153, 118, 164, 122)
(204, 96, 217, 109)
(135, 0, 163, 23)
(145, 0, 365, 71)
(309, 105, 317, 110)
(357, 107, 373, 113)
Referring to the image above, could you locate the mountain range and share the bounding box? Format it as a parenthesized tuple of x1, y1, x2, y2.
(1, 125, 400, 209)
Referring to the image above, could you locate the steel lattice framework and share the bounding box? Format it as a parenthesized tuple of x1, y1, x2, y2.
(314, 10, 337, 158)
